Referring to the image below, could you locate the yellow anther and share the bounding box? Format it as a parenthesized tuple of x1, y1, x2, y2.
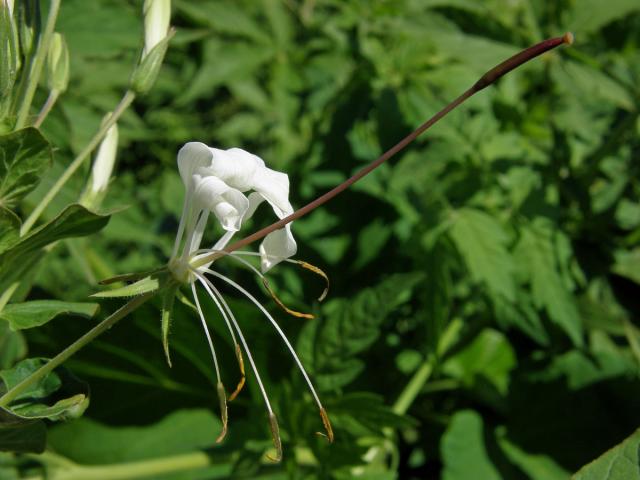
(262, 278, 315, 319)
(229, 344, 246, 401)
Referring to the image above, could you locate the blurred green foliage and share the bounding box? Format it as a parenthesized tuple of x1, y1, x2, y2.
(1, 0, 640, 478)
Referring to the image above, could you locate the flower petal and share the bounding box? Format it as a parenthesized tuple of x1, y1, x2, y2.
(205, 147, 265, 192)
(194, 176, 249, 232)
(251, 167, 293, 217)
(260, 225, 297, 273)
(177, 142, 213, 189)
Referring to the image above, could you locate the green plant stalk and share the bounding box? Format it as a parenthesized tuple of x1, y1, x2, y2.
(33, 87, 59, 128)
(25, 451, 223, 480)
(20, 89, 136, 235)
(0, 292, 152, 408)
(14, 0, 60, 129)
(392, 361, 434, 416)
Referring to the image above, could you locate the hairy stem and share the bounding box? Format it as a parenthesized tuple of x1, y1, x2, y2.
(21, 90, 136, 235)
(0, 293, 152, 408)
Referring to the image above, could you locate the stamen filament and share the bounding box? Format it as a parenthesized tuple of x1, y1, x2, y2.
(190, 282, 227, 442)
(192, 250, 315, 319)
(196, 276, 245, 401)
(192, 270, 283, 461)
(200, 267, 333, 440)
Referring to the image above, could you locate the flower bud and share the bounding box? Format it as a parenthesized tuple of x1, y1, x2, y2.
(0, 0, 18, 99)
(46, 32, 69, 93)
(81, 115, 119, 208)
(130, 28, 174, 95)
(142, 0, 170, 58)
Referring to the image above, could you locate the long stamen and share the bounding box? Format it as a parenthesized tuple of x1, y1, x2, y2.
(196, 276, 246, 401)
(190, 282, 228, 443)
(191, 250, 318, 318)
(192, 270, 283, 460)
(200, 267, 334, 442)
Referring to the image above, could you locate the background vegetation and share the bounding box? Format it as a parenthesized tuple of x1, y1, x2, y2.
(2, 0, 640, 478)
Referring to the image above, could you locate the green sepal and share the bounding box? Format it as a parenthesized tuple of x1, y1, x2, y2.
(91, 271, 168, 298)
(130, 28, 175, 95)
(160, 283, 178, 368)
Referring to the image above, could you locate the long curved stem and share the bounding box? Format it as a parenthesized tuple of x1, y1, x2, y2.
(219, 33, 573, 257)
(21, 90, 136, 235)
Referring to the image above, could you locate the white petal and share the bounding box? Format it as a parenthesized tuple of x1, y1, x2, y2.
(251, 167, 293, 216)
(177, 142, 213, 189)
(259, 225, 297, 273)
(194, 176, 249, 232)
(205, 147, 265, 192)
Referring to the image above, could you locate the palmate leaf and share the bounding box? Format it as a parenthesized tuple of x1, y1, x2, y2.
(0, 128, 52, 210)
(573, 428, 640, 480)
(297, 273, 423, 391)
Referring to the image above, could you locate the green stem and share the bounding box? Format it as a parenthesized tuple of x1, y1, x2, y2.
(0, 292, 152, 408)
(47, 452, 224, 480)
(392, 361, 434, 416)
(33, 88, 60, 128)
(14, 0, 60, 129)
(20, 90, 136, 235)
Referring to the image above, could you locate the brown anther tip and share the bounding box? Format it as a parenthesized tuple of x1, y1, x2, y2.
(229, 345, 246, 401)
(563, 32, 574, 45)
(268, 413, 283, 463)
(262, 278, 315, 319)
(319, 408, 334, 443)
(215, 382, 229, 443)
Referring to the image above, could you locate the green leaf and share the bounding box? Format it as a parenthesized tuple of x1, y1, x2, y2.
(442, 329, 516, 400)
(0, 207, 20, 255)
(441, 410, 501, 480)
(0, 300, 99, 330)
(48, 409, 222, 463)
(449, 208, 516, 302)
(0, 128, 52, 209)
(612, 248, 640, 285)
(0, 204, 110, 291)
(573, 428, 640, 480)
(497, 431, 569, 480)
(515, 221, 583, 346)
(0, 358, 89, 422)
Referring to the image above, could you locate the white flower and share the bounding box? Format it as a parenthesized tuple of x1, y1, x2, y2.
(172, 142, 297, 273)
(168, 142, 332, 459)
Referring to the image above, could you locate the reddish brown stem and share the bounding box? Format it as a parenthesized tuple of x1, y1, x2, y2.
(225, 33, 573, 255)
